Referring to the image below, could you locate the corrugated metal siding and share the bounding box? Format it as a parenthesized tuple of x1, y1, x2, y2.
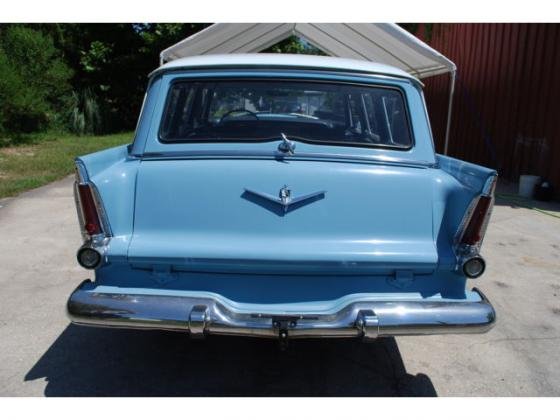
(417, 23, 560, 191)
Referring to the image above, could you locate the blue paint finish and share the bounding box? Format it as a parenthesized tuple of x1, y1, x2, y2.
(130, 76, 163, 155)
(129, 159, 437, 274)
(94, 262, 470, 303)
(75, 64, 497, 311)
(78, 144, 140, 260)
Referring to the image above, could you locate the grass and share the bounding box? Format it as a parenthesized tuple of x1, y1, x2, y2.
(0, 132, 133, 199)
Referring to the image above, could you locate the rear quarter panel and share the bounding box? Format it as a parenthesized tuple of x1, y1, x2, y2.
(77, 144, 140, 261)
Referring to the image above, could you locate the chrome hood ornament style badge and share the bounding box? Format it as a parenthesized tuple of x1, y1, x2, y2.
(244, 185, 326, 214)
(277, 133, 296, 154)
(279, 186, 291, 206)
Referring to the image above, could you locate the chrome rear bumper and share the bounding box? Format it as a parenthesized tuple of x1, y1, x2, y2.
(67, 280, 496, 340)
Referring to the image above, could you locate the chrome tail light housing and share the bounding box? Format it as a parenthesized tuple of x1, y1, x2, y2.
(73, 159, 112, 269)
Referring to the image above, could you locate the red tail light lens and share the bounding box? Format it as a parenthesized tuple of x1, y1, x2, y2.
(78, 184, 101, 236)
(461, 196, 492, 246)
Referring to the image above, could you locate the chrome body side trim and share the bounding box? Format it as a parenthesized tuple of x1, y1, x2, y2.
(67, 281, 496, 339)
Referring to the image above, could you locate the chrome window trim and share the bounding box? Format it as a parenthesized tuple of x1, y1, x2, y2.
(157, 76, 416, 151)
(135, 150, 435, 169)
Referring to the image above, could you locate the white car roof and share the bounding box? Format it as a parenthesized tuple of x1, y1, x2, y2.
(152, 53, 419, 83)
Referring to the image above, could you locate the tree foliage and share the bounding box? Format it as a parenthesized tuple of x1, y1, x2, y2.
(51, 23, 210, 133)
(0, 23, 335, 141)
(0, 25, 72, 136)
(0, 23, 211, 140)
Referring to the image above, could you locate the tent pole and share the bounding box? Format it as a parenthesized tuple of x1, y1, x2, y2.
(443, 70, 456, 155)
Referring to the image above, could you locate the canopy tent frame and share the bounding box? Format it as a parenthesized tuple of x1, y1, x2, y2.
(160, 23, 456, 155)
(444, 70, 456, 155)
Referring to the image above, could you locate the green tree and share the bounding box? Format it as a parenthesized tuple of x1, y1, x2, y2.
(51, 23, 210, 132)
(0, 25, 72, 137)
(0, 23, 336, 140)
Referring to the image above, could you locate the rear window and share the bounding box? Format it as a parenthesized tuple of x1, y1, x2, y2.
(159, 80, 412, 149)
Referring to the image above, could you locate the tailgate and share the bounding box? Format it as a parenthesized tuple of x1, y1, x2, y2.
(127, 159, 438, 275)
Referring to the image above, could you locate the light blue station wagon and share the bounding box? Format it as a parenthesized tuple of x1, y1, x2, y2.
(67, 54, 497, 342)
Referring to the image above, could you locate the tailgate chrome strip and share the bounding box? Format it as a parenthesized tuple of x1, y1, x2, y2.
(137, 150, 436, 169)
(67, 280, 495, 339)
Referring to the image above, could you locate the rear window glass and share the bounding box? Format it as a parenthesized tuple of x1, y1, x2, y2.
(159, 80, 412, 149)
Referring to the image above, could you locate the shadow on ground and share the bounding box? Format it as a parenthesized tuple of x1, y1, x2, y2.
(25, 325, 436, 396)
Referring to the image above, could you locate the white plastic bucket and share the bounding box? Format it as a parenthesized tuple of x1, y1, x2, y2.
(518, 175, 540, 198)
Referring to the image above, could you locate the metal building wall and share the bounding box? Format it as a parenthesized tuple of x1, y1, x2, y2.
(419, 23, 560, 191)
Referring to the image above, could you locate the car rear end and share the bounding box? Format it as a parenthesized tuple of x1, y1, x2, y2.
(67, 56, 497, 341)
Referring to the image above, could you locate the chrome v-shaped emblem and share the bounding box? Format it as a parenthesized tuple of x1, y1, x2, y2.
(244, 186, 326, 214)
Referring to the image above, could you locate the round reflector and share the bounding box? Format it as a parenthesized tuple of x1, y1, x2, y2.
(463, 256, 486, 278)
(77, 247, 101, 269)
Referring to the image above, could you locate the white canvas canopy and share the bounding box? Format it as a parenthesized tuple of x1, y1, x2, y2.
(160, 23, 457, 153)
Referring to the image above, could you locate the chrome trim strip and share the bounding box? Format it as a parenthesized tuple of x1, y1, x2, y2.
(453, 174, 498, 258)
(482, 174, 498, 197)
(136, 150, 435, 169)
(73, 181, 87, 241)
(75, 159, 90, 184)
(157, 78, 417, 151)
(89, 183, 113, 237)
(67, 282, 496, 339)
(244, 186, 326, 214)
(454, 195, 480, 250)
(73, 159, 113, 239)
